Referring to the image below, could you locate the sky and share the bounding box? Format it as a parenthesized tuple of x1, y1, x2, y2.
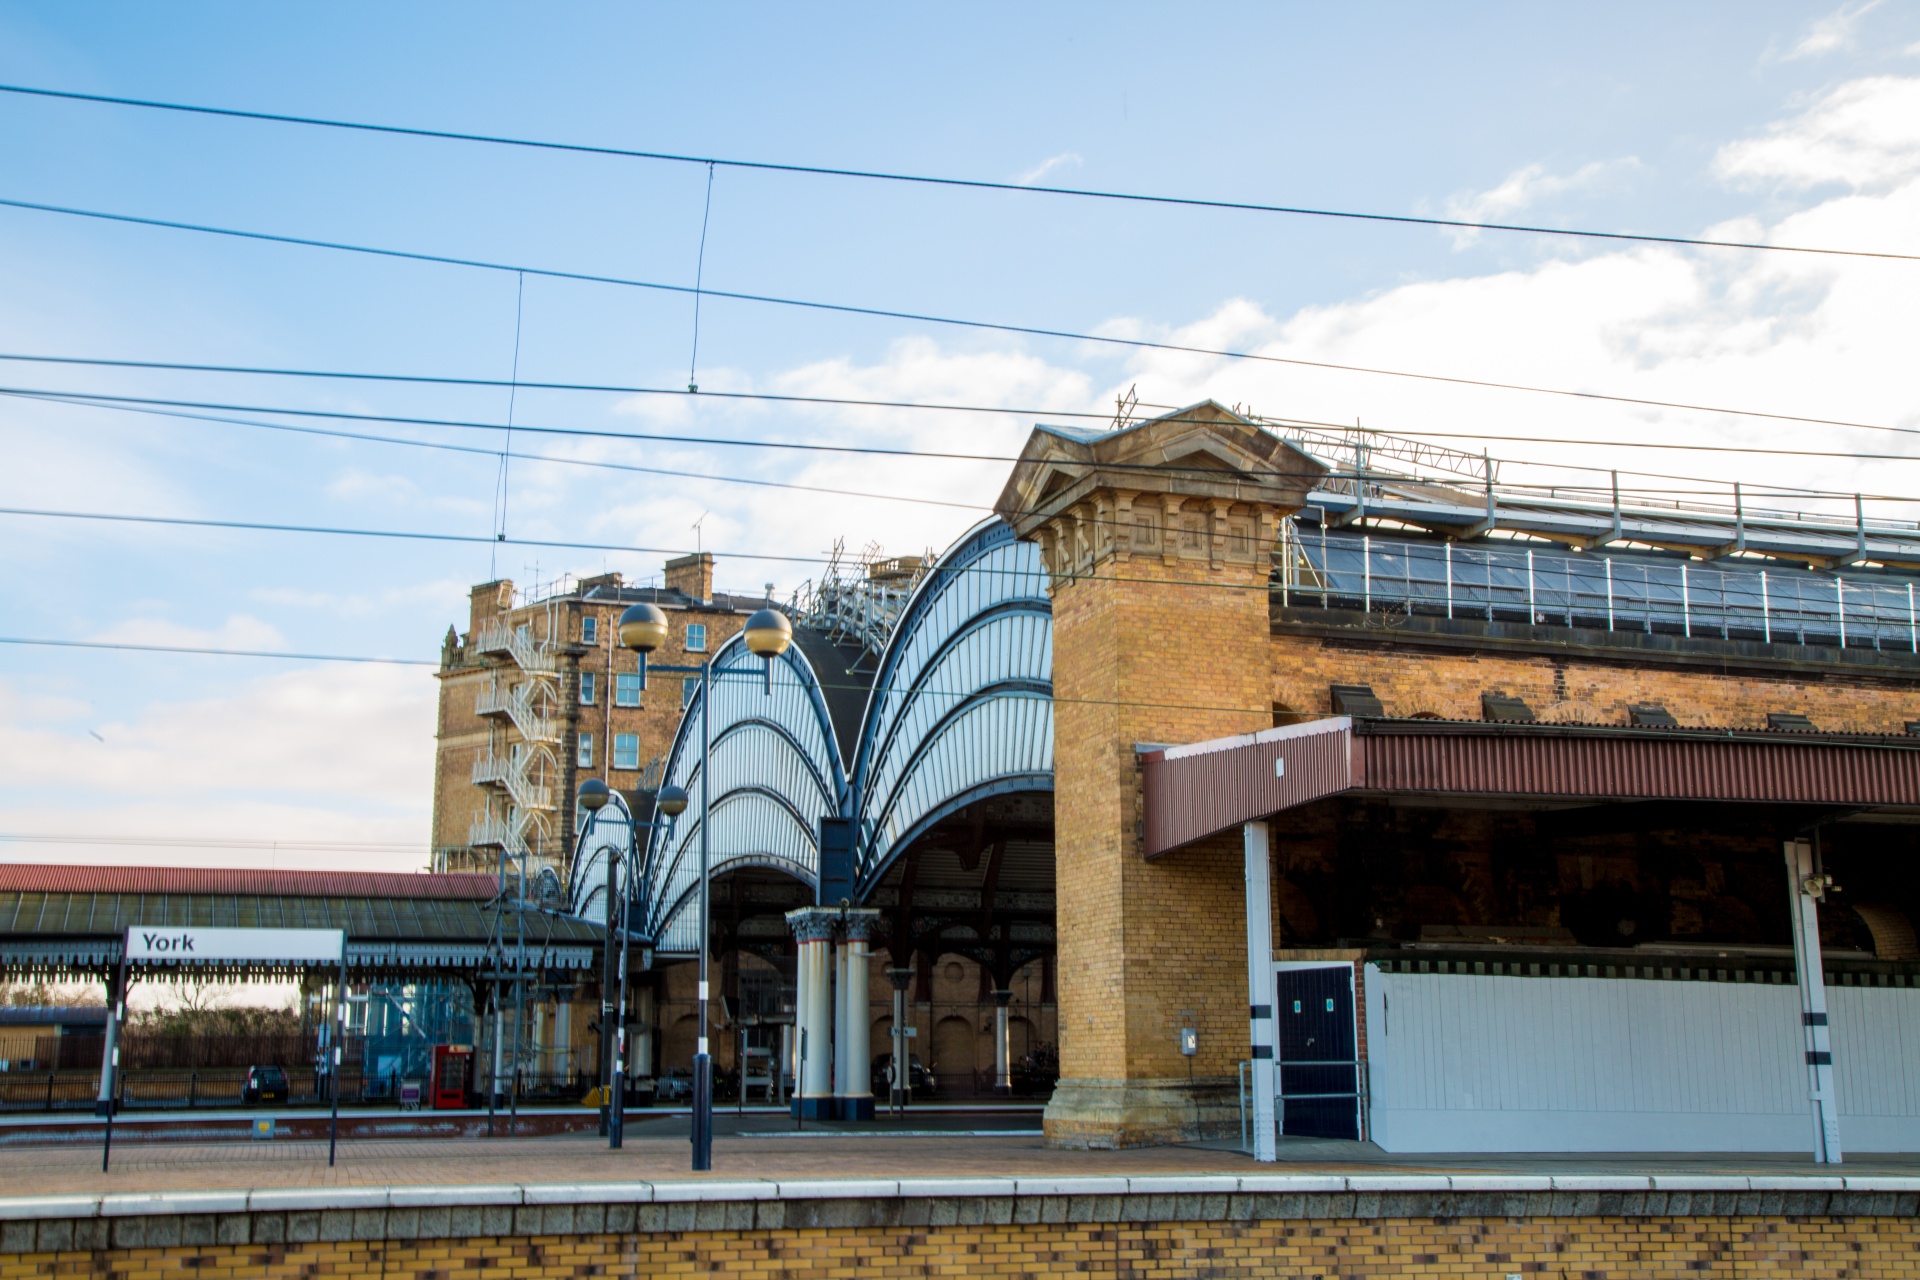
(3, 1, 1920, 874)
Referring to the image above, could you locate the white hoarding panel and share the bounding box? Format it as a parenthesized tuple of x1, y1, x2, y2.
(124, 927, 344, 963)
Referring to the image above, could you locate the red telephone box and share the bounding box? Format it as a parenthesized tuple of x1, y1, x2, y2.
(431, 1044, 473, 1110)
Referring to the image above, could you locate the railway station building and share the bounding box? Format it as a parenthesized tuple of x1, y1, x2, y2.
(590, 399, 1920, 1156)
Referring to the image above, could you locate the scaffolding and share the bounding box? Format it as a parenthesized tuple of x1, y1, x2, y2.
(788, 539, 934, 665)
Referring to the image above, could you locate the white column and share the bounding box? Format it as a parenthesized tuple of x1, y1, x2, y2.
(838, 911, 878, 1119)
(991, 990, 1013, 1093)
(788, 908, 835, 1116)
(1786, 838, 1844, 1163)
(1244, 820, 1279, 1161)
(95, 969, 125, 1115)
(832, 933, 850, 1103)
(631, 986, 654, 1080)
(491, 1005, 505, 1102)
(553, 995, 572, 1090)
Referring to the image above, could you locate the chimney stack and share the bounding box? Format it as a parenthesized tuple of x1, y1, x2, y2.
(665, 553, 714, 604)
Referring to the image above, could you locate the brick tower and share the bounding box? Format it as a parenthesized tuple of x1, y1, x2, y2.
(995, 401, 1324, 1147)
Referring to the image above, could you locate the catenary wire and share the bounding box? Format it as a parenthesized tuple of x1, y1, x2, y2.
(9, 383, 1920, 516)
(11, 370, 1920, 514)
(4, 347, 1920, 457)
(0, 635, 436, 664)
(0, 195, 1909, 434)
(0, 82, 1908, 261)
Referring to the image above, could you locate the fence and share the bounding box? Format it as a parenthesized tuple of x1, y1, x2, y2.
(1282, 528, 1920, 652)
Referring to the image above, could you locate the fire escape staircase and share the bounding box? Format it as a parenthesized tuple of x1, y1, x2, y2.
(468, 616, 563, 866)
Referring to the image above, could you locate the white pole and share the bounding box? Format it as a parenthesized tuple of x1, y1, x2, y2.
(1784, 839, 1843, 1163)
(1909, 582, 1915, 653)
(1837, 578, 1846, 648)
(1605, 557, 1614, 632)
(1681, 563, 1691, 638)
(1445, 542, 1453, 619)
(1762, 571, 1772, 643)
(1362, 536, 1371, 614)
(1243, 820, 1278, 1162)
(1526, 549, 1535, 622)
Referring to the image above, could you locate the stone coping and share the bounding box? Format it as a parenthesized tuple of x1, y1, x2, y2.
(4, 1171, 1919, 1223)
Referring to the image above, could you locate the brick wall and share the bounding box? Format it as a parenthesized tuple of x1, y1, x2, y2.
(1271, 628, 1920, 730)
(7, 1208, 1913, 1279)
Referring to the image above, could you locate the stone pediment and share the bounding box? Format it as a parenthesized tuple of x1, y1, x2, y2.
(993, 400, 1326, 540)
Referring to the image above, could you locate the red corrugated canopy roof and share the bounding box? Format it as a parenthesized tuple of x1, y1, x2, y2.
(0, 865, 499, 900)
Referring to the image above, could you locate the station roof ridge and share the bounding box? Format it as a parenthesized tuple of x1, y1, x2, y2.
(0, 865, 499, 901)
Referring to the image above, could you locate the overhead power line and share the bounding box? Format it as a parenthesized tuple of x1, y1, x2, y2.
(0, 635, 436, 664)
(0, 82, 1909, 261)
(1, 198, 1913, 438)
(0, 346, 1913, 446)
(0, 505, 833, 566)
(11, 382, 1920, 512)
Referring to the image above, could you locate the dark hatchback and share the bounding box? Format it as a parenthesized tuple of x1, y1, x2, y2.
(241, 1065, 289, 1104)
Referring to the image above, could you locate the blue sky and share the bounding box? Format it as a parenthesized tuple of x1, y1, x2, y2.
(4, 2, 1919, 870)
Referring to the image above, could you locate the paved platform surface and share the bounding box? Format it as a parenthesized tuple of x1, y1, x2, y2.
(3, 1108, 1915, 1198)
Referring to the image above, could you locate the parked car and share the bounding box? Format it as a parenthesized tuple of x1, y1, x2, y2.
(241, 1065, 289, 1104)
(870, 1053, 935, 1098)
(654, 1067, 693, 1102)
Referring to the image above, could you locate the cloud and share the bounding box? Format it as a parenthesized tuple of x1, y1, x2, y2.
(1781, 0, 1884, 60)
(1440, 159, 1643, 245)
(0, 663, 435, 872)
(1014, 152, 1084, 185)
(325, 468, 421, 505)
(87, 614, 289, 651)
(1715, 75, 1920, 191)
(250, 577, 469, 618)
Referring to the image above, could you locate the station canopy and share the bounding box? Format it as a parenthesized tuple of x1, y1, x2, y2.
(0, 865, 602, 981)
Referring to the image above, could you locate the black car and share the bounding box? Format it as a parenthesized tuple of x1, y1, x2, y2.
(241, 1065, 289, 1104)
(870, 1053, 935, 1098)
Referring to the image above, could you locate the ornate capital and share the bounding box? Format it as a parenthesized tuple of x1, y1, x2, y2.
(841, 908, 883, 943)
(786, 907, 840, 944)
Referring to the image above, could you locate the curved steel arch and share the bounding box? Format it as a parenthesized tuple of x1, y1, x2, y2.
(599, 517, 1055, 952)
(632, 636, 844, 945)
(849, 519, 1052, 889)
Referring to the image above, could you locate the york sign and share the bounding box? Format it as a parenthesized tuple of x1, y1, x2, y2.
(123, 927, 344, 963)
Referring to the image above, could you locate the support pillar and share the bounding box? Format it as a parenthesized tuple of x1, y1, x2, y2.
(833, 931, 851, 1104)
(631, 985, 654, 1083)
(996, 403, 1323, 1148)
(886, 966, 913, 1111)
(786, 908, 836, 1119)
(991, 990, 1014, 1094)
(95, 968, 125, 1117)
(1786, 838, 1843, 1163)
(1243, 820, 1278, 1161)
(837, 911, 879, 1120)
(553, 992, 572, 1093)
(491, 1004, 506, 1104)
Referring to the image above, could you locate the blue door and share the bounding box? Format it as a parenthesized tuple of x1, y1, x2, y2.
(1276, 966, 1358, 1140)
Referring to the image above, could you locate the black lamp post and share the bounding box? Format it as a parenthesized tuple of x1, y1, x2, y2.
(578, 774, 686, 1149)
(618, 601, 792, 1171)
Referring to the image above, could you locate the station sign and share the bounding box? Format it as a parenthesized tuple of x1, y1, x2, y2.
(123, 927, 345, 962)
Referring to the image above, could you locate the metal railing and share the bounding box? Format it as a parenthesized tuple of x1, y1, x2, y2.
(472, 620, 558, 674)
(471, 751, 555, 811)
(475, 681, 560, 743)
(1281, 527, 1920, 654)
(1236, 1056, 1370, 1150)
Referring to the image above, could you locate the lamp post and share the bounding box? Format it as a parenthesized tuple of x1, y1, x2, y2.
(618, 601, 792, 1172)
(577, 775, 687, 1150)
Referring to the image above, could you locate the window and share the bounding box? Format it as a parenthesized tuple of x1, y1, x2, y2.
(683, 677, 699, 709)
(614, 672, 642, 707)
(685, 622, 707, 652)
(581, 616, 598, 645)
(579, 671, 596, 705)
(613, 733, 640, 771)
(576, 732, 594, 768)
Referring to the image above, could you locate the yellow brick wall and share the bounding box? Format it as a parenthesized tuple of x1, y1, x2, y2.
(1271, 628, 1920, 730)
(1052, 556, 1273, 1090)
(10, 1215, 1913, 1278)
